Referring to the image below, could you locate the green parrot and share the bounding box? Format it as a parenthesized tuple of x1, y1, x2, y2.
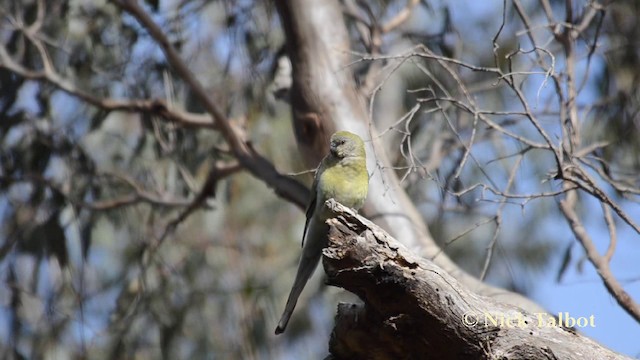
(276, 131, 369, 334)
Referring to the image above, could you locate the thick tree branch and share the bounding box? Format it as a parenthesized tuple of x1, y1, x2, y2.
(323, 200, 627, 360)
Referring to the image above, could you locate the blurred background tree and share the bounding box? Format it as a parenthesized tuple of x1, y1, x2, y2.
(0, 0, 638, 358)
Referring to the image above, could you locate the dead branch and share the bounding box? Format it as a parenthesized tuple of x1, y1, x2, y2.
(323, 200, 628, 360)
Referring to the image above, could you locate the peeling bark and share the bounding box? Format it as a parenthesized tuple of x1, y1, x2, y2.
(322, 200, 627, 360)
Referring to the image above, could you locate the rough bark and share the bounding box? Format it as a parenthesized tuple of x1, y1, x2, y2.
(322, 200, 627, 360)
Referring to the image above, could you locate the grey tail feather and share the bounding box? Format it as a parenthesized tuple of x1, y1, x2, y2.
(275, 251, 322, 335)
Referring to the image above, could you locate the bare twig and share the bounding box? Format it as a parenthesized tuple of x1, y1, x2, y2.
(480, 155, 523, 280)
(602, 203, 617, 263)
(559, 190, 640, 323)
(381, 0, 419, 33)
(563, 170, 640, 235)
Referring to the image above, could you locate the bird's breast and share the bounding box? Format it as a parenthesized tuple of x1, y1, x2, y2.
(317, 160, 368, 211)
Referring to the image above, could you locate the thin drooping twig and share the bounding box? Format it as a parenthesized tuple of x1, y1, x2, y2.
(480, 155, 524, 281)
(559, 190, 640, 324)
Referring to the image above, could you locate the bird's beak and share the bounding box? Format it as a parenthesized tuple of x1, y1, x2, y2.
(330, 144, 338, 157)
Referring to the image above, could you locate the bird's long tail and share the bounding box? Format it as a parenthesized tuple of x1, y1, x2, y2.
(275, 222, 326, 334)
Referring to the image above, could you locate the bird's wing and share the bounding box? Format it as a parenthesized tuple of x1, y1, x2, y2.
(301, 167, 320, 247)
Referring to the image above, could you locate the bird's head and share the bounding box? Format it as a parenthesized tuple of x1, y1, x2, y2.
(329, 131, 366, 159)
